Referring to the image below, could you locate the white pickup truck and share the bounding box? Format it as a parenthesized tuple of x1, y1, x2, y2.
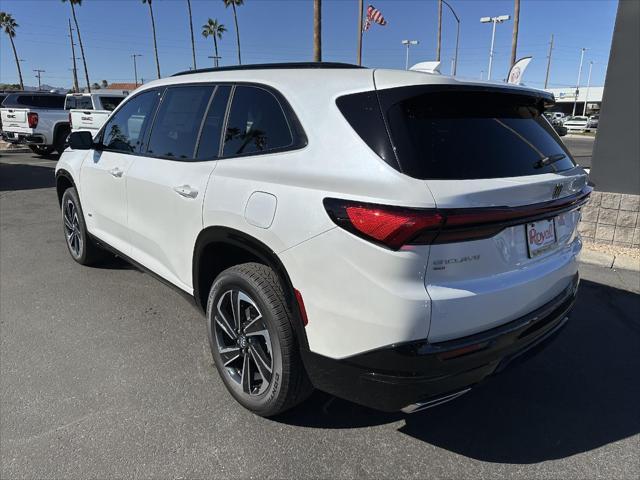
(0, 92, 70, 155)
(66, 91, 128, 135)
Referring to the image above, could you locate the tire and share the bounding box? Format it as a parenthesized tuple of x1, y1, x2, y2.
(60, 187, 106, 266)
(28, 144, 55, 155)
(55, 127, 70, 155)
(207, 262, 312, 417)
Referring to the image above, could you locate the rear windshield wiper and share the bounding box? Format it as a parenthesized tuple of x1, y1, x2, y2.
(534, 153, 566, 169)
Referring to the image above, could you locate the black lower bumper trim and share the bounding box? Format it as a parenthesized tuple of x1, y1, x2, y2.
(302, 274, 579, 412)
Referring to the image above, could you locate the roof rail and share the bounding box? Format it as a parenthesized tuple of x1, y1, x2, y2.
(172, 62, 365, 77)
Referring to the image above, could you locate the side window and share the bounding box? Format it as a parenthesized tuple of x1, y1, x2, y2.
(102, 90, 158, 153)
(196, 86, 231, 160)
(223, 86, 293, 157)
(146, 85, 213, 160)
(99, 96, 125, 111)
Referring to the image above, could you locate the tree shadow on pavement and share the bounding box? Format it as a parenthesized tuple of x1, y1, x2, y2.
(0, 162, 55, 191)
(277, 279, 640, 463)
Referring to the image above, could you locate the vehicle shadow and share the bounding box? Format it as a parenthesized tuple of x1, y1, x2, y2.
(0, 162, 55, 191)
(276, 279, 640, 463)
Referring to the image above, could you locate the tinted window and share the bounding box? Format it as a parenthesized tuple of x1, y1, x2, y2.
(380, 88, 575, 179)
(99, 96, 125, 111)
(223, 86, 292, 156)
(196, 86, 231, 160)
(102, 90, 158, 153)
(146, 86, 213, 159)
(2, 94, 65, 109)
(65, 96, 93, 110)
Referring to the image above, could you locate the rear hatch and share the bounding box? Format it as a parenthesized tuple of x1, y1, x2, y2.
(373, 72, 588, 342)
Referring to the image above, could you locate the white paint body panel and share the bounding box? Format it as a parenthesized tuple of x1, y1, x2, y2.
(56, 67, 586, 361)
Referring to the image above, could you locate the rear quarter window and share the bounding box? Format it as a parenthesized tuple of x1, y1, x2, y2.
(99, 96, 125, 111)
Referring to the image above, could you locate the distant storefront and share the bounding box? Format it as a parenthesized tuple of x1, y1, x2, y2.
(544, 86, 604, 116)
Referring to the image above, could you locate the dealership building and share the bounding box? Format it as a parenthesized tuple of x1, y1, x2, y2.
(544, 86, 604, 116)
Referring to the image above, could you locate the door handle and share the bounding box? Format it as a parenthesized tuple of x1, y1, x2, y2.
(108, 167, 124, 178)
(173, 185, 199, 199)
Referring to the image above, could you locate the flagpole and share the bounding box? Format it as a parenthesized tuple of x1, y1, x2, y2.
(357, 0, 363, 66)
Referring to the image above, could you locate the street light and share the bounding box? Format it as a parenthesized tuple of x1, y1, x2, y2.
(401, 40, 419, 70)
(583, 60, 594, 116)
(480, 14, 510, 80)
(441, 0, 460, 76)
(572, 47, 587, 117)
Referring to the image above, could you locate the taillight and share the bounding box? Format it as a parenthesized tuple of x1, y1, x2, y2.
(324, 188, 591, 250)
(27, 112, 38, 128)
(324, 199, 444, 250)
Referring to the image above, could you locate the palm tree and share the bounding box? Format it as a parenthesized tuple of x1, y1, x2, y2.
(62, 0, 90, 93)
(186, 0, 197, 70)
(222, 0, 243, 65)
(313, 0, 321, 62)
(0, 12, 24, 90)
(142, 0, 161, 78)
(202, 19, 226, 67)
(101, 79, 108, 88)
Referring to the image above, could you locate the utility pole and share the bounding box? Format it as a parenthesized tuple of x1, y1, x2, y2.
(313, 0, 322, 62)
(510, 0, 520, 67)
(436, 0, 442, 61)
(33, 69, 45, 90)
(544, 33, 554, 89)
(572, 47, 587, 117)
(131, 54, 142, 86)
(583, 60, 594, 116)
(208, 55, 222, 67)
(357, 0, 363, 66)
(68, 19, 79, 92)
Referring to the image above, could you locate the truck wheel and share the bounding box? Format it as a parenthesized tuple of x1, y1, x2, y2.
(207, 263, 312, 417)
(55, 127, 71, 154)
(28, 145, 55, 155)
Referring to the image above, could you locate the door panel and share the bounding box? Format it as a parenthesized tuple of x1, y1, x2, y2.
(126, 159, 217, 290)
(80, 150, 138, 254)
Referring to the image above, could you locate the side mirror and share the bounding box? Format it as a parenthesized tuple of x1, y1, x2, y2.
(68, 131, 94, 150)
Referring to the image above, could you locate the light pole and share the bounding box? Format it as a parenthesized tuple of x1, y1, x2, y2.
(583, 60, 594, 116)
(572, 47, 587, 117)
(441, 0, 460, 76)
(131, 54, 142, 86)
(401, 40, 419, 70)
(480, 14, 510, 80)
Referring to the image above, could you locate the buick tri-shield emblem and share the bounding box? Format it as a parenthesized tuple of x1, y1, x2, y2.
(552, 183, 564, 199)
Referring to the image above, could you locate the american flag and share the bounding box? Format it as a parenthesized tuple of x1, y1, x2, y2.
(363, 4, 387, 32)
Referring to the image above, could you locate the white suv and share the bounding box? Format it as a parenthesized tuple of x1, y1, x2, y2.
(56, 63, 589, 416)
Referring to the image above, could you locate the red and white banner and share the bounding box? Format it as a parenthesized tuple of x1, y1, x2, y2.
(363, 4, 387, 32)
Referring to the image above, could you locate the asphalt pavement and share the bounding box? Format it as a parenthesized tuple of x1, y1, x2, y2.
(562, 135, 594, 169)
(1, 151, 638, 479)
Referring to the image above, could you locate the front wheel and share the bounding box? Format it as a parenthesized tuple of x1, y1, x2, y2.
(207, 263, 312, 417)
(60, 187, 106, 265)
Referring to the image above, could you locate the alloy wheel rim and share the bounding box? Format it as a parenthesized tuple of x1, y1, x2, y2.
(214, 289, 273, 396)
(63, 198, 82, 257)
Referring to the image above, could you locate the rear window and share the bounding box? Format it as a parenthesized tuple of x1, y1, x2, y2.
(3, 94, 65, 109)
(65, 95, 93, 110)
(339, 87, 575, 180)
(99, 96, 125, 111)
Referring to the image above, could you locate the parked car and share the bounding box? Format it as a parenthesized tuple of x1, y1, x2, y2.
(56, 63, 589, 416)
(587, 114, 599, 129)
(564, 116, 590, 132)
(543, 112, 568, 136)
(0, 92, 69, 155)
(66, 91, 128, 135)
(545, 111, 568, 124)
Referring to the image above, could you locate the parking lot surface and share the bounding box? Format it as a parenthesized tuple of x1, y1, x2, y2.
(562, 135, 594, 169)
(1, 152, 638, 479)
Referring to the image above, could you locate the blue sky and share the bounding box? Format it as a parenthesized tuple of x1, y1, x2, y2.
(0, 0, 617, 89)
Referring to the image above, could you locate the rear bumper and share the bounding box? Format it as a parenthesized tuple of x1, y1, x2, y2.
(1, 131, 46, 145)
(302, 273, 579, 412)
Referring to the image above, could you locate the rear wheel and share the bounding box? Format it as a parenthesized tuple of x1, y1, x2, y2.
(207, 263, 311, 417)
(61, 187, 106, 265)
(28, 145, 55, 155)
(55, 127, 70, 154)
